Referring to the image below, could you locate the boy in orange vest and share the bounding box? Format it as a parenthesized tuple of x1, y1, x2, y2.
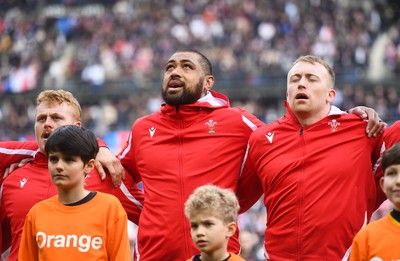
(18, 125, 131, 261)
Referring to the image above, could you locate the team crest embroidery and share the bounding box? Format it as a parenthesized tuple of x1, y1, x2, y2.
(328, 119, 340, 132)
(205, 119, 217, 134)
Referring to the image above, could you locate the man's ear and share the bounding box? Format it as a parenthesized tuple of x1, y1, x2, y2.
(327, 88, 336, 103)
(204, 75, 215, 91)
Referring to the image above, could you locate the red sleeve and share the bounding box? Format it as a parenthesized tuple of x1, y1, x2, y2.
(236, 108, 264, 213)
(95, 167, 143, 224)
(237, 154, 263, 213)
(117, 129, 142, 184)
(0, 141, 38, 184)
(238, 107, 265, 129)
(96, 138, 108, 148)
(1, 193, 11, 253)
(117, 169, 143, 224)
(383, 120, 400, 150)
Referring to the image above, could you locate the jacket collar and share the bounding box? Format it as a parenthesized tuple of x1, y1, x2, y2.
(160, 90, 230, 114)
(32, 151, 49, 167)
(280, 100, 345, 124)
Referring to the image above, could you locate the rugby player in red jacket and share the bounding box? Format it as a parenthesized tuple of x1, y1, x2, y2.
(118, 50, 265, 260)
(246, 55, 397, 260)
(116, 50, 385, 261)
(0, 90, 143, 261)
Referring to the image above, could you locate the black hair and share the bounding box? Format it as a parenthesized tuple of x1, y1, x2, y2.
(176, 49, 212, 75)
(44, 125, 99, 164)
(381, 142, 400, 173)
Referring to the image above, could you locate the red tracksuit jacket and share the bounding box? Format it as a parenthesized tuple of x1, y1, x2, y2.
(247, 102, 387, 261)
(118, 90, 264, 261)
(1, 150, 143, 261)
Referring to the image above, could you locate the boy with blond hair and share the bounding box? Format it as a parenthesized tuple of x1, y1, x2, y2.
(184, 184, 245, 261)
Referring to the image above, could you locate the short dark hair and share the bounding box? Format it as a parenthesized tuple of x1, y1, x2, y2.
(175, 49, 212, 75)
(45, 125, 99, 164)
(381, 142, 400, 173)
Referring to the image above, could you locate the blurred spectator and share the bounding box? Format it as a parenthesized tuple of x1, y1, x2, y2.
(1, 0, 397, 93)
(81, 57, 105, 92)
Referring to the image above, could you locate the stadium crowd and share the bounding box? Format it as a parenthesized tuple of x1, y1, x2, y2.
(0, 0, 400, 259)
(0, 0, 399, 92)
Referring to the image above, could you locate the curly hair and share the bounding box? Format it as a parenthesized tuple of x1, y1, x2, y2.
(184, 184, 239, 223)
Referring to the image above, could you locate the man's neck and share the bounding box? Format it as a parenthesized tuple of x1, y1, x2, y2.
(295, 107, 331, 128)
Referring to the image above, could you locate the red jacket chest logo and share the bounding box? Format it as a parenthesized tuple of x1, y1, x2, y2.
(205, 119, 218, 134)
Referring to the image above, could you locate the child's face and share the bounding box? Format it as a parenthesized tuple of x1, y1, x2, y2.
(380, 164, 400, 210)
(189, 211, 235, 256)
(48, 151, 94, 189)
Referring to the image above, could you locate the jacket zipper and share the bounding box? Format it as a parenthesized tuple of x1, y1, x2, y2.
(177, 108, 190, 257)
(297, 127, 305, 260)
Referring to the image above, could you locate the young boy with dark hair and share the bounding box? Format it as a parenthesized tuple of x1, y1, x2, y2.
(350, 142, 400, 260)
(184, 184, 245, 261)
(18, 125, 131, 261)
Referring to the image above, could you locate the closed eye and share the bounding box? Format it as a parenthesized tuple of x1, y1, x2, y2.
(289, 75, 300, 83)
